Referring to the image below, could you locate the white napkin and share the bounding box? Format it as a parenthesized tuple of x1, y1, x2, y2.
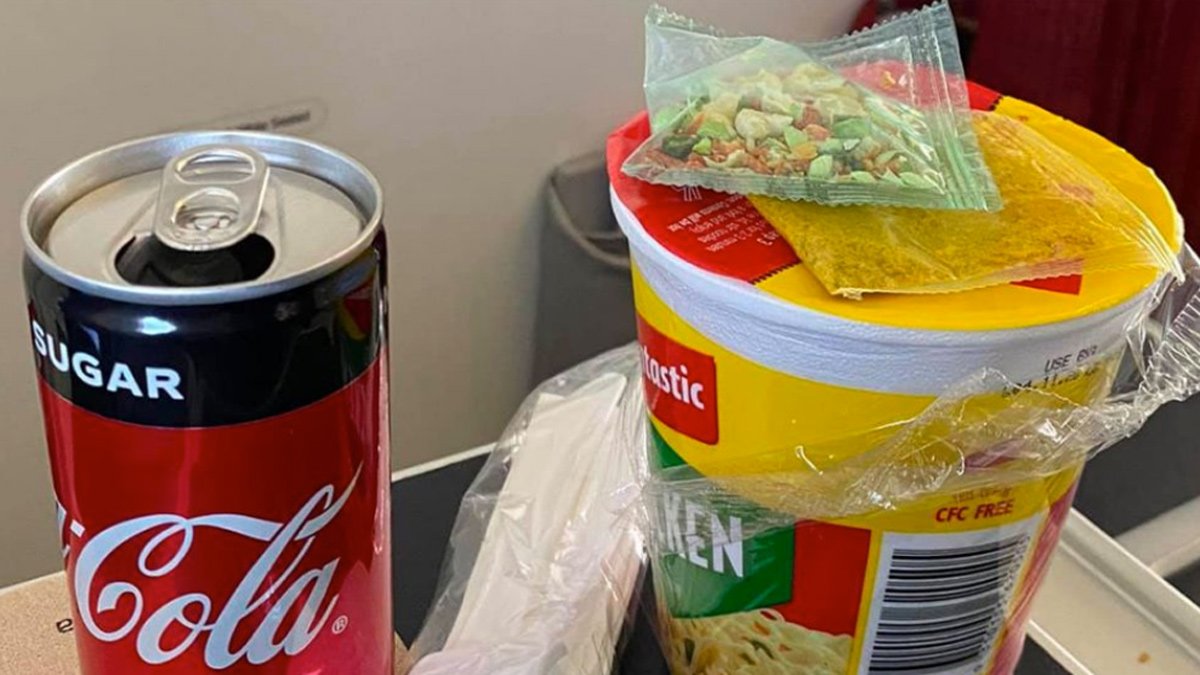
(411, 373, 640, 675)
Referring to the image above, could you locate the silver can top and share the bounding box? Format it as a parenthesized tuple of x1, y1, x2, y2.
(22, 131, 382, 305)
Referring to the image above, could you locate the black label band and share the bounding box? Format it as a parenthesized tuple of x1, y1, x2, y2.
(24, 236, 386, 428)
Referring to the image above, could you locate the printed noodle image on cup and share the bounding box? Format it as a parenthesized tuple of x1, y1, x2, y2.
(608, 84, 1182, 675)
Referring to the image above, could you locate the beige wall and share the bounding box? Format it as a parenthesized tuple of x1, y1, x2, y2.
(0, 1, 858, 586)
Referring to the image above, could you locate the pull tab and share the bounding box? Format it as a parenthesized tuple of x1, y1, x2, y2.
(152, 145, 270, 252)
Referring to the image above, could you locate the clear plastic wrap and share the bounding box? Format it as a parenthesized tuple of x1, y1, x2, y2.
(752, 112, 1182, 297)
(625, 248, 1200, 675)
(622, 3, 1001, 210)
(408, 347, 647, 675)
(407, 251, 1200, 675)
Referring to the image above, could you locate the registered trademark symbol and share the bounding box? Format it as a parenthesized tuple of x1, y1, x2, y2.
(332, 615, 349, 635)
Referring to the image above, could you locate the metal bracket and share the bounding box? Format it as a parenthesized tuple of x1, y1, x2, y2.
(1028, 509, 1200, 674)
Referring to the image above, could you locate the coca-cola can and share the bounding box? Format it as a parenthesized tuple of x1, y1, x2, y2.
(21, 133, 392, 673)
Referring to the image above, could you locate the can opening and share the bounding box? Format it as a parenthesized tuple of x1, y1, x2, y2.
(114, 233, 275, 287)
(114, 144, 277, 286)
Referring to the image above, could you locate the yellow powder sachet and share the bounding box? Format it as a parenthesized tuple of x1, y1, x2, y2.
(750, 111, 1180, 298)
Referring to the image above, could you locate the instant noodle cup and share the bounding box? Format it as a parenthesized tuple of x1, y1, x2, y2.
(607, 84, 1182, 675)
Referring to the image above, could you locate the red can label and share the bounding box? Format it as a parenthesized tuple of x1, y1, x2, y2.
(42, 357, 392, 673)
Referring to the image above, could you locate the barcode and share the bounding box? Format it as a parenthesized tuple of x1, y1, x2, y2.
(859, 516, 1041, 675)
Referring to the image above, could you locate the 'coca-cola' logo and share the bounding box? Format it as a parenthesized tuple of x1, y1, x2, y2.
(67, 466, 360, 668)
